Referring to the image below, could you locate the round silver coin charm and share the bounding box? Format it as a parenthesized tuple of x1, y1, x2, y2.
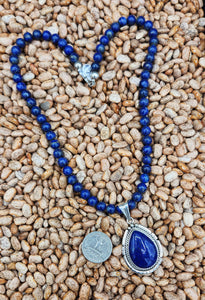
(82, 231, 113, 263)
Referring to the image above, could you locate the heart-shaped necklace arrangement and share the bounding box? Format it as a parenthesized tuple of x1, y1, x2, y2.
(9, 14, 163, 274)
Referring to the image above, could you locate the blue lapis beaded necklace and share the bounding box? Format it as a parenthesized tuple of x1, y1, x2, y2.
(10, 15, 163, 274)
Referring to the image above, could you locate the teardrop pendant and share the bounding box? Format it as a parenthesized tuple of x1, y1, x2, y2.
(119, 203, 163, 274)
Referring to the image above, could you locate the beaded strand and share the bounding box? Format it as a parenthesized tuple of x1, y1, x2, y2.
(10, 15, 158, 215)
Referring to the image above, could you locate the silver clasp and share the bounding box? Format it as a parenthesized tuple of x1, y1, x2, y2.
(76, 63, 96, 87)
(118, 203, 135, 225)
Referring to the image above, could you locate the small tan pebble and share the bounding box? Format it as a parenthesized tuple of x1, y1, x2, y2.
(0, 237, 11, 249)
(3, 187, 16, 202)
(134, 284, 145, 298)
(0, 216, 12, 226)
(176, 272, 193, 281)
(183, 212, 193, 227)
(168, 213, 181, 222)
(79, 282, 91, 300)
(184, 288, 200, 300)
(199, 57, 205, 68)
(117, 54, 131, 63)
(121, 294, 132, 300)
(84, 125, 97, 137)
(119, 113, 133, 125)
(102, 71, 116, 81)
(63, 291, 76, 300)
(163, 292, 180, 300)
(109, 92, 121, 103)
(191, 225, 205, 238)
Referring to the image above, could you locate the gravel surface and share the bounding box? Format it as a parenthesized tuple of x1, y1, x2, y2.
(0, 0, 205, 299)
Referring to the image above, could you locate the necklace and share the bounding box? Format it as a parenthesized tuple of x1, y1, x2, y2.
(10, 14, 163, 274)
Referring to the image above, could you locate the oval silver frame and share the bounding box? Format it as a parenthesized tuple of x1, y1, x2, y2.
(122, 223, 163, 275)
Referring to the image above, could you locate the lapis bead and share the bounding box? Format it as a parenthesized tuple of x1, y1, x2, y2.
(142, 145, 152, 155)
(37, 114, 46, 124)
(46, 131, 56, 141)
(64, 45, 74, 55)
(26, 98, 36, 108)
(139, 107, 149, 116)
(144, 20, 153, 31)
(13, 74, 22, 83)
(21, 90, 31, 99)
(10, 65, 20, 74)
(116, 206, 122, 214)
(11, 46, 21, 56)
(127, 15, 136, 26)
(142, 136, 152, 145)
(67, 175, 77, 185)
(50, 140, 60, 149)
(31, 106, 41, 116)
(73, 182, 83, 192)
(111, 22, 120, 32)
(142, 164, 151, 174)
(141, 126, 151, 136)
(148, 45, 157, 55)
(140, 117, 150, 126)
(142, 155, 152, 165)
(88, 196, 98, 207)
(53, 149, 63, 158)
(100, 36, 109, 45)
(94, 53, 103, 63)
(132, 192, 142, 202)
(96, 44, 105, 54)
(51, 34, 60, 44)
(80, 189, 91, 200)
(105, 29, 114, 39)
(91, 62, 100, 71)
(143, 62, 153, 71)
(141, 70, 150, 80)
(137, 183, 147, 193)
(63, 166, 73, 176)
(150, 37, 158, 45)
(139, 98, 149, 107)
(42, 31, 51, 41)
(24, 32, 33, 42)
(140, 174, 149, 183)
(58, 157, 68, 167)
(118, 16, 127, 27)
(16, 82, 26, 92)
(41, 122, 51, 132)
(146, 54, 155, 63)
(139, 89, 148, 98)
(58, 39, 67, 49)
(136, 16, 145, 26)
(106, 204, 115, 214)
(149, 28, 158, 38)
(128, 200, 136, 210)
(33, 30, 42, 40)
(140, 79, 149, 89)
(9, 56, 19, 64)
(70, 53, 79, 63)
(96, 202, 106, 211)
(16, 38, 25, 48)
(129, 231, 157, 268)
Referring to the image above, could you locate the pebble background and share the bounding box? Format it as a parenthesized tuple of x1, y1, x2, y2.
(0, 0, 205, 299)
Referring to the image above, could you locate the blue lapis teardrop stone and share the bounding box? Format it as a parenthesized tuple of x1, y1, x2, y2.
(129, 231, 157, 268)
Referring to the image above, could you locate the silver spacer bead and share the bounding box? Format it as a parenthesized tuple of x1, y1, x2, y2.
(74, 61, 83, 70)
(90, 71, 99, 80)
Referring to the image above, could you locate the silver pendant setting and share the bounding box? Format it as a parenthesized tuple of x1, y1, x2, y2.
(119, 203, 163, 275)
(76, 63, 96, 87)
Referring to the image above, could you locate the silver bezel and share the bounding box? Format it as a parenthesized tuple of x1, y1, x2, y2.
(122, 224, 163, 275)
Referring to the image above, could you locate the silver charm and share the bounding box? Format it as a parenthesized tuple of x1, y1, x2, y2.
(77, 64, 97, 87)
(82, 231, 112, 263)
(119, 203, 163, 274)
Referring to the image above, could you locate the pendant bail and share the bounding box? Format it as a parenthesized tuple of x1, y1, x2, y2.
(118, 203, 133, 223)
